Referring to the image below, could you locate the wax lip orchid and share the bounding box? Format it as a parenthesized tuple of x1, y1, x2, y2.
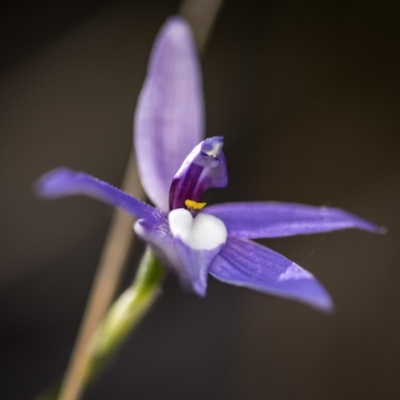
(36, 17, 384, 312)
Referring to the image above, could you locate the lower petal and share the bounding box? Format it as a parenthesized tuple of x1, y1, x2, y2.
(168, 209, 227, 295)
(209, 237, 333, 312)
(173, 238, 223, 296)
(36, 168, 164, 224)
(135, 215, 224, 296)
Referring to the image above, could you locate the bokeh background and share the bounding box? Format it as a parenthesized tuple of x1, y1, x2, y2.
(1, 0, 399, 399)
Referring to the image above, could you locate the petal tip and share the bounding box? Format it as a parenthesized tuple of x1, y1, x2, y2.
(34, 167, 72, 198)
(299, 277, 335, 314)
(165, 16, 191, 30)
(378, 226, 388, 235)
(160, 16, 194, 46)
(311, 293, 335, 314)
(165, 16, 189, 28)
(357, 218, 387, 235)
(193, 281, 207, 298)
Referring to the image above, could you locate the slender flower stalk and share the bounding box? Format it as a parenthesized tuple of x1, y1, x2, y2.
(35, 248, 164, 400)
(88, 248, 165, 378)
(57, 153, 141, 400)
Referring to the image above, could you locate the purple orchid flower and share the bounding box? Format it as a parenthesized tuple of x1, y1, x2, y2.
(36, 17, 383, 312)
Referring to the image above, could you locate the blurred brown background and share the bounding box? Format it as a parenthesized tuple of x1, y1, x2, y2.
(0, 0, 398, 399)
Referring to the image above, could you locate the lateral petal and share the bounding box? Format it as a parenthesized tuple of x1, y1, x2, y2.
(36, 168, 164, 224)
(134, 17, 204, 212)
(209, 237, 333, 312)
(205, 202, 385, 238)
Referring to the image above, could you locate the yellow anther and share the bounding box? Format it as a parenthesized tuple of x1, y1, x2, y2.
(185, 199, 207, 211)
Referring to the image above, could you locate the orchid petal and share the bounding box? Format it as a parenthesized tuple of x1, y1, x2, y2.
(205, 202, 385, 239)
(209, 237, 333, 311)
(135, 209, 227, 296)
(193, 152, 228, 199)
(134, 17, 204, 212)
(36, 168, 165, 224)
(172, 238, 222, 296)
(169, 137, 227, 209)
(168, 209, 227, 295)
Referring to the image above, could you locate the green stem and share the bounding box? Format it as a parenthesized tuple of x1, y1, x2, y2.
(35, 248, 165, 400)
(89, 248, 165, 376)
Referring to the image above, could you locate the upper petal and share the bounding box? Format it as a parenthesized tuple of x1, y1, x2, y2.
(205, 202, 385, 238)
(36, 168, 164, 224)
(209, 237, 333, 312)
(134, 17, 204, 212)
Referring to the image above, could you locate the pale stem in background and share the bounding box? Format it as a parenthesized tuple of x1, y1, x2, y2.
(179, 0, 224, 50)
(58, 1, 225, 400)
(58, 153, 142, 400)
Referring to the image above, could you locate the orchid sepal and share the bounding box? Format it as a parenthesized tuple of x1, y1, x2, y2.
(204, 201, 385, 239)
(134, 17, 205, 212)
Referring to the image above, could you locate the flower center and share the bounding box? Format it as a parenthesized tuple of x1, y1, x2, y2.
(168, 208, 227, 250)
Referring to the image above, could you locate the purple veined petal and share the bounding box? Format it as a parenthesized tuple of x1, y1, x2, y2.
(169, 136, 228, 210)
(192, 151, 228, 200)
(173, 238, 223, 296)
(205, 202, 385, 239)
(134, 17, 204, 212)
(36, 168, 165, 224)
(209, 237, 334, 312)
